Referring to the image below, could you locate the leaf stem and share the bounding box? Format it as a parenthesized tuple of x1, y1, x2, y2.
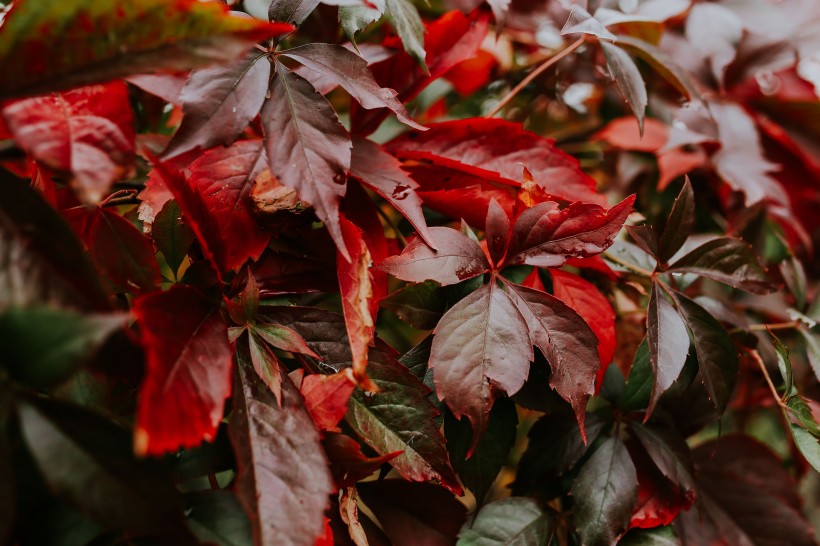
(729, 321, 799, 334)
(374, 204, 408, 247)
(747, 349, 785, 407)
(602, 252, 655, 278)
(485, 36, 586, 119)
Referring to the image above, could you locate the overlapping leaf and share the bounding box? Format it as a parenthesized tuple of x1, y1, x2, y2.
(458, 497, 555, 546)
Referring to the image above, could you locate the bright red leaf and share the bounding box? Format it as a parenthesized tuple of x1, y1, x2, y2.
(301, 370, 356, 433)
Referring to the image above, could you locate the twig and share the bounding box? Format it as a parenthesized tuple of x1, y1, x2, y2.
(485, 36, 586, 119)
(730, 321, 800, 334)
(747, 349, 785, 408)
(602, 252, 655, 278)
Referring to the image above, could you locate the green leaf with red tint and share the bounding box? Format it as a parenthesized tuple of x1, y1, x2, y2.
(2, 82, 135, 203)
(65, 206, 161, 294)
(152, 200, 195, 276)
(458, 497, 555, 545)
(0, 0, 292, 98)
(230, 343, 334, 546)
(132, 285, 232, 455)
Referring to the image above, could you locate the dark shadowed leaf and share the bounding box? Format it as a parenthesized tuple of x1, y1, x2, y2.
(17, 397, 189, 536)
(2, 82, 134, 203)
(600, 41, 647, 135)
(0, 307, 124, 389)
(619, 526, 680, 546)
(458, 498, 554, 546)
(162, 53, 270, 159)
(431, 281, 532, 451)
(382, 281, 445, 330)
(378, 226, 490, 286)
(358, 480, 467, 546)
(185, 491, 253, 546)
(230, 344, 334, 546)
(627, 226, 660, 259)
(622, 338, 652, 412)
(0, 0, 291, 98)
(132, 285, 232, 455)
(323, 433, 401, 488)
(657, 178, 695, 263)
(668, 238, 773, 294)
(666, 289, 737, 415)
(572, 435, 638, 546)
(646, 282, 689, 417)
(152, 200, 195, 275)
(628, 423, 695, 497)
(507, 196, 635, 268)
(444, 397, 517, 504)
(262, 60, 352, 260)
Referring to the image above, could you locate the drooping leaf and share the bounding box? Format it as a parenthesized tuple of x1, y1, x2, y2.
(300, 370, 356, 433)
(152, 200, 195, 276)
(622, 337, 652, 412)
(2, 82, 135, 202)
(357, 480, 467, 546)
(322, 433, 401, 488)
(384, 0, 426, 68)
(17, 396, 189, 537)
(506, 196, 635, 268)
(457, 497, 555, 546)
(185, 491, 253, 546)
(388, 119, 603, 205)
(0, 0, 292, 98)
(64, 206, 162, 294)
(667, 238, 774, 294)
(626, 225, 660, 259)
(444, 397, 517, 504)
(628, 423, 695, 497)
(247, 332, 283, 405)
(0, 174, 108, 311)
(378, 226, 490, 286)
(676, 435, 816, 546)
(600, 41, 648, 135)
(337, 216, 377, 389)
(340, 0, 386, 42)
(506, 282, 600, 433)
(0, 306, 124, 389)
(162, 53, 271, 159)
(230, 344, 334, 546)
(431, 281, 532, 451)
(666, 289, 737, 414)
(350, 137, 435, 248)
(657, 178, 694, 263)
(132, 284, 232, 455)
(280, 43, 422, 130)
(571, 436, 638, 546)
(615, 36, 701, 102)
(252, 322, 320, 357)
(262, 60, 352, 260)
(646, 282, 689, 417)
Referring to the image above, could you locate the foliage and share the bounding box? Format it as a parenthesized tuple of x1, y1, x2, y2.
(1, 0, 819, 545)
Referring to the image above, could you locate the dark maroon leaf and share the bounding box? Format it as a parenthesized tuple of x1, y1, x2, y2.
(646, 282, 689, 417)
(357, 480, 467, 546)
(152, 200, 195, 276)
(657, 178, 695, 263)
(626, 225, 660, 259)
(269, 0, 320, 26)
(262, 60, 352, 260)
(378, 226, 490, 286)
(628, 423, 695, 499)
(430, 281, 532, 451)
(230, 343, 334, 546)
(667, 238, 774, 294)
(162, 53, 271, 159)
(600, 41, 648, 135)
(132, 285, 232, 456)
(571, 435, 638, 546)
(507, 196, 635, 267)
(485, 198, 511, 267)
(322, 433, 401, 488)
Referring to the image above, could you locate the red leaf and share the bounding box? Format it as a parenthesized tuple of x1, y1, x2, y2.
(595, 116, 669, 153)
(301, 370, 357, 433)
(352, 10, 489, 135)
(378, 226, 490, 286)
(550, 270, 616, 388)
(508, 196, 635, 268)
(2, 82, 135, 203)
(430, 281, 532, 451)
(337, 216, 378, 390)
(388, 119, 604, 206)
(444, 50, 497, 96)
(323, 433, 401, 489)
(64, 206, 161, 294)
(262, 60, 352, 260)
(132, 285, 232, 455)
(566, 256, 618, 281)
(162, 53, 271, 159)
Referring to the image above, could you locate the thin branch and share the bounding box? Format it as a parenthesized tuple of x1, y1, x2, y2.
(485, 36, 586, 119)
(602, 252, 655, 278)
(747, 349, 785, 408)
(730, 321, 800, 334)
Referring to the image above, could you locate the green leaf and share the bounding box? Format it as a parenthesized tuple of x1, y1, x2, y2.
(185, 491, 253, 546)
(340, 0, 386, 42)
(154, 200, 199, 275)
(444, 398, 517, 504)
(385, 0, 427, 70)
(457, 497, 555, 546)
(667, 238, 773, 294)
(0, 0, 290, 99)
(382, 280, 446, 330)
(600, 41, 647, 135)
(0, 307, 124, 388)
(667, 289, 738, 415)
(622, 337, 652, 412)
(619, 526, 681, 546)
(790, 425, 820, 473)
(571, 435, 637, 546)
(657, 177, 695, 263)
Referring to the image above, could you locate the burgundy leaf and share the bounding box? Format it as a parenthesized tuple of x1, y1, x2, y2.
(230, 344, 334, 546)
(378, 226, 490, 286)
(507, 195, 635, 267)
(2, 82, 134, 203)
(485, 198, 511, 267)
(279, 43, 423, 130)
(657, 177, 695, 263)
(600, 41, 648, 135)
(323, 433, 401, 489)
(162, 53, 271, 159)
(132, 285, 232, 455)
(667, 237, 774, 294)
(262, 60, 352, 260)
(430, 281, 532, 451)
(388, 118, 604, 205)
(646, 282, 689, 417)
